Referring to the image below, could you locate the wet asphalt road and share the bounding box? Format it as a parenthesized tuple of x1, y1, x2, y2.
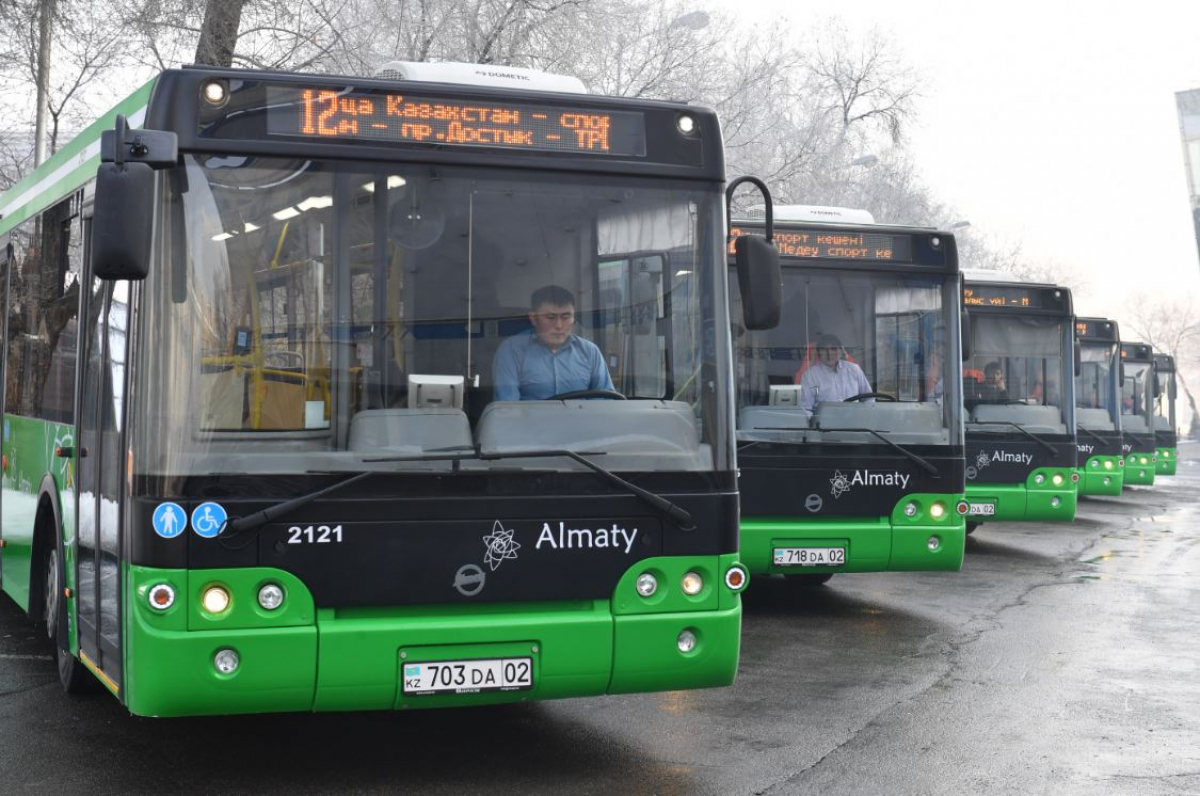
(2, 448, 1199, 795)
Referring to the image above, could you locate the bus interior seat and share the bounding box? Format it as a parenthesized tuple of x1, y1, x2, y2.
(348, 408, 473, 453)
(472, 399, 710, 470)
(970, 403, 1066, 434)
(1075, 407, 1115, 431)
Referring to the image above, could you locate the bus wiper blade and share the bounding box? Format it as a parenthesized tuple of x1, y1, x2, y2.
(969, 421, 1057, 456)
(813, 427, 940, 477)
(1076, 425, 1109, 446)
(366, 447, 694, 528)
(227, 471, 378, 534)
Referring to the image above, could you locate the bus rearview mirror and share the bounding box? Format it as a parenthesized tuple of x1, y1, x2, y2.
(960, 309, 972, 361)
(734, 234, 781, 330)
(1074, 340, 1082, 377)
(91, 161, 154, 281)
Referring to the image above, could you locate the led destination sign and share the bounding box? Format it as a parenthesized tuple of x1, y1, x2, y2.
(265, 87, 648, 156)
(963, 285, 1066, 310)
(729, 227, 913, 262)
(1076, 320, 1115, 340)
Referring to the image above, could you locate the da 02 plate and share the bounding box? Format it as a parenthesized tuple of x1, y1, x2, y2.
(773, 547, 846, 567)
(401, 657, 533, 695)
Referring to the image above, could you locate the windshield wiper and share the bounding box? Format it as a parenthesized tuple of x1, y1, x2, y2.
(227, 471, 379, 534)
(809, 426, 940, 477)
(1076, 425, 1111, 446)
(365, 447, 694, 528)
(968, 421, 1057, 456)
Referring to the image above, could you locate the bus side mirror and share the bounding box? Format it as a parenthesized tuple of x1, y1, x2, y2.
(734, 235, 781, 330)
(1074, 340, 1082, 377)
(1170, 378, 1177, 401)
(91, 115, 178, 281)
(726, 175, 781, 330)
(92, 162, 155, 281)
(960, 309, 972, 361)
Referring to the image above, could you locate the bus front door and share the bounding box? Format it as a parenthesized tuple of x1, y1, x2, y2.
(74, 278, 127, 693)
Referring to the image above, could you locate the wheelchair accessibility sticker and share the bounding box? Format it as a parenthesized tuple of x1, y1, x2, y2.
(191, 502, 228, 538)
(152, 502, 187, 539)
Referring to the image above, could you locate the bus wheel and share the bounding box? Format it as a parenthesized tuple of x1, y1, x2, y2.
(787, 573, 834, 587)
(43, 543, 94, 694)
(966, 522, 980, 535)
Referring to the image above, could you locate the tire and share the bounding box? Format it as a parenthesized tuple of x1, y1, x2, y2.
(44, 543, 95, 694)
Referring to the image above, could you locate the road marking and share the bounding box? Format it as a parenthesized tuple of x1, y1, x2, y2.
(0, 653, 53, 661)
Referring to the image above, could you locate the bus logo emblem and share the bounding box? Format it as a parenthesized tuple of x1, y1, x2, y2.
(453, 564, 486, 597)
(829, 471, 851, 499)
(482, 521, 521, 570)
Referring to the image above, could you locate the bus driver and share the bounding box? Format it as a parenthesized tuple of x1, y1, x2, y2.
(800, 333, 873, 411)
(493, 285, 615, 401)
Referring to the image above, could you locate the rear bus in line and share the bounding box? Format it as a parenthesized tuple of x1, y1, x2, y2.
(0, 62, 780, 716)
(1153, 352, 1179, 476)
(1074, 317, 1125, 495)
(961, 273, 1078, 530)
(728, 207, 966, 586)
(1119, 343, 1157, 487)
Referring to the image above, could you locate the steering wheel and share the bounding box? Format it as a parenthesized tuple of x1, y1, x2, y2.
(546, 389, 627, 401)
(845, 392, 896, 402)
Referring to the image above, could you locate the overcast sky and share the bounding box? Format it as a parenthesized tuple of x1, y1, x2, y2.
(749, 1, 1200, 320)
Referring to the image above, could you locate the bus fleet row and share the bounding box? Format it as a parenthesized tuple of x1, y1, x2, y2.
(0, 61, 1180, 717)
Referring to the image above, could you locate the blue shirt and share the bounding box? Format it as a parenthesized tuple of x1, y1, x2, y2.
(493, 329, 614, 401)
(800, 360, 873, 411)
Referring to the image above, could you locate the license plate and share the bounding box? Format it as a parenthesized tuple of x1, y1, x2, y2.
(401, 657, 533, 695)
(773, 547, 846, 567)
(968, 503, 996, 516)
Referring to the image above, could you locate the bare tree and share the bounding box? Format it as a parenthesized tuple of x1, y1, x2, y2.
(1125, 293, 1200, 438)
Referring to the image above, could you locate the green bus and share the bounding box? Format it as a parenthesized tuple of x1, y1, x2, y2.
(1074, 317, 1124, 495)
(1153, 352, 1178, 476)
(1119, 343, 1157, 487)
(0, 63, 779, 716)
(961, 273, 1078, 529)
(728, 208, 966, 585)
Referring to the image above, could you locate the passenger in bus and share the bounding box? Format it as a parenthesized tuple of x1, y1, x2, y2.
(800, 333, 873, 412)
(979, 362, 1009, 402)
(492, 285, 614, 401)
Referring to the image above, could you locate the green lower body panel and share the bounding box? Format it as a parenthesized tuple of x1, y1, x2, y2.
(965, 482, 1077, 523)
(740, 502, 966, 576)
(1077, 456, 1124, 496)
(1155, 448, 1177, 476)
(1124, 462, 1156, 487)
(123, 561, 742, 717)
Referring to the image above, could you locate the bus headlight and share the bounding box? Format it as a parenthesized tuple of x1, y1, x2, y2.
(1104, 460, 1114, 470)
(201, 585, 231, 614)
(636, 573, 658, 598)
(903, 501, 918, 517)
(1162, 450, 1171, 458)
(1090, 460, 1099, 468)
(257, 584, 284, 611)
(214, 648, 240, 674)
(681, 572, 704, 596)
(930, 502, 947, 520)
(927, 536, 941, 551)
(677, 629, 697, 653)
(1050, 497, 1062, 508)
(1034, 474, 1045, 485)
(677, 114, 696, 135)
(1051, 474, 1064, 487)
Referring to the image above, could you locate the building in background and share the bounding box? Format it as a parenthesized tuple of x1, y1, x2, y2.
(1176, 88, 1200, 271)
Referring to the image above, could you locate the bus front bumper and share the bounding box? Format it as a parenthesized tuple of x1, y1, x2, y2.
(740, 495, 966, 575)
(1077, 456, 1124, 496)
(1156, 448, 1177, 476)
(1125, 456, 1156, 486)
(966, 473, 1077, 523)
(124, 560, 742, 717)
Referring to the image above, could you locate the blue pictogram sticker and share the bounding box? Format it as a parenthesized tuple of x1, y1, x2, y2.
(152, 502, 187, 539)
(191, 502, 228, 539)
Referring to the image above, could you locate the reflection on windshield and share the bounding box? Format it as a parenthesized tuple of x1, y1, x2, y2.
(730, 268, 959, 445)
(134, 157, 729, 476)
(1122, 362, 1153, 432)
(964, 314, 1071, 434)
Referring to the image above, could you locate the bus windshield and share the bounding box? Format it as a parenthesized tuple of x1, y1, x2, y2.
(1122, 361, 1153, 432)
(134, 155, 728, 477)
(733, 269, 961, 446)
(965, 315, 1072, 434)
(1154, 368, 1176, 431)
(1075, 343, 1119, 430)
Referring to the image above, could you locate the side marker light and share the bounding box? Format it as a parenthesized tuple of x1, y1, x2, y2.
(148, 583, 175, 610)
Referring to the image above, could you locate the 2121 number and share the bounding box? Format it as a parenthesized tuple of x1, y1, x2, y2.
(287, 524, 344, 544)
